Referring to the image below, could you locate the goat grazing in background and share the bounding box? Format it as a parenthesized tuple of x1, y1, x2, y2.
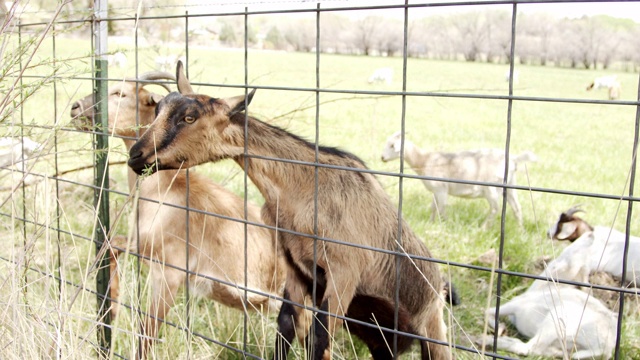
(381, 131, 536, 228)
(586, 75, 621, 100)
(127, 61, 452, 360)
(71, 71, 287, 358)
(547, 205, 640, 285)
(368, 67, 393, 85)
(503, 69, 519, 84)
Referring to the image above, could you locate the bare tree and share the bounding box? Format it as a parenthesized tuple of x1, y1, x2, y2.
(485, 9, 513, 63)
(283, 18, 315, 52)
(350, 15, 385, 55)
(320, 13, 349, 53)
(376, 18, 403, 56)
(550, 20, 581, 68)
(422, 15, 457, 60)
(264, 25, 284, 50)
(407, 18, 429, 58)
(561, 16, 611, 69)
(451, 11, 488, 62)
(618, 24, 640, 71)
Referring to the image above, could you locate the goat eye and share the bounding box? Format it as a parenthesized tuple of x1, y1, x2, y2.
(184, 116, 196, 124)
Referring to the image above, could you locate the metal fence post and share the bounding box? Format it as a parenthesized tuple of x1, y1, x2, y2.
(93, 0, 111, 356)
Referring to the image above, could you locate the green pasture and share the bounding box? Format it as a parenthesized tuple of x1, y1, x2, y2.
(2, 34, 640, 359)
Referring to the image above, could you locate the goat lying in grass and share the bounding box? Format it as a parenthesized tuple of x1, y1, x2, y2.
(380, 131, 537, 228)
(71, 72, 287, 358)
(127, 61, 452, 360)
(483, 284, 617, 359)
(476, 206, 639, 358)
(547, 205, 640, 286)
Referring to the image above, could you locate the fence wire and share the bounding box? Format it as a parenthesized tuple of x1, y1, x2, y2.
(1, 0, 640, 359)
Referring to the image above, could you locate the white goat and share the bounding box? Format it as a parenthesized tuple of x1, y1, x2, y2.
(368, 67, 393, 84)
(483, 284, 617, 359)
(481, 219, 620, 359)
(476, 206, 640, 358)
(380, 131, 537, 227)
(0, 136, 41, 168)
(586, 75, 621, 100)
(71, 72, 288, 358)
(548, 206, 640, 285)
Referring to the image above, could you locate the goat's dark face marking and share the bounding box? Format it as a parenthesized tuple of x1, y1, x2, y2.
(128, 92, 209, 174)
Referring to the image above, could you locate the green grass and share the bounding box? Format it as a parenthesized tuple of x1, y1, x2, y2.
(2, 34, 640, 359)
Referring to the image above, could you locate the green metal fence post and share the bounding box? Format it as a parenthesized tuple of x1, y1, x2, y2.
(93, 0, 111, 357)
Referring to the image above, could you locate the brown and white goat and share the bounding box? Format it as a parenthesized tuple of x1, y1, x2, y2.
(547, 205, 640, 285)
(127, 61, 452, 360)
(71, 72, 287, 358)
(586, 75, 621, 100)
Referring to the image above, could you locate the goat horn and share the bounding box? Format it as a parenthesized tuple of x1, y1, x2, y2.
(133, 71, 176, 93)
(565, 204, 585, 217)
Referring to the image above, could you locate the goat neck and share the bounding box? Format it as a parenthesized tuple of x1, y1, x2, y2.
(400, 141, 428, 171)
(232, 115, 368, 205)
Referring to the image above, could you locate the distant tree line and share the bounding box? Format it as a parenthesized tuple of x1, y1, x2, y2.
(18, 2, 638, 72)
(216, 10, 640, 72)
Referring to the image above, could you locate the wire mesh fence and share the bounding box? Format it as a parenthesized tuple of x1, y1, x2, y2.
(1, 0, 640, 359)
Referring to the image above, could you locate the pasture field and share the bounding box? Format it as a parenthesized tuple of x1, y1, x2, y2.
(2, 34, 640, 359)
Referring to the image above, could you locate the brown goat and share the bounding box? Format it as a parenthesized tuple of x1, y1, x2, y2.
(127, 62, 452, 360)
(71, 72, 288, 358)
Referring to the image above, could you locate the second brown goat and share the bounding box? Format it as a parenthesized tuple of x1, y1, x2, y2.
(71, 72, 288, 359)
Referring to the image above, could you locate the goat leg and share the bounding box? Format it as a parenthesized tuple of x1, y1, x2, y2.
(108, 235, 127, 318)
(274, 269, 311, 360)
(138, 265, 181, 359)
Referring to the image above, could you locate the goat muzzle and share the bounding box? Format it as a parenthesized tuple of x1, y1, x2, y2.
(127, 149, 157, 175)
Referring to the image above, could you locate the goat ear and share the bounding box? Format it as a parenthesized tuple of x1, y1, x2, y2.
(556, 222, 577, 240)
(176, 61, 194, 95)
(147, 93, 164, 106)
(226, 88, 256, 117)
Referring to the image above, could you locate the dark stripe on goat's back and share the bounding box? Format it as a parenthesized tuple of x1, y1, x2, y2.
(230, 112, 368, 168)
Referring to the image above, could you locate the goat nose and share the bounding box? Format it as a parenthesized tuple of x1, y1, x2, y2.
(71, 102, 80, 111)
(129, 149, 142, 160)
